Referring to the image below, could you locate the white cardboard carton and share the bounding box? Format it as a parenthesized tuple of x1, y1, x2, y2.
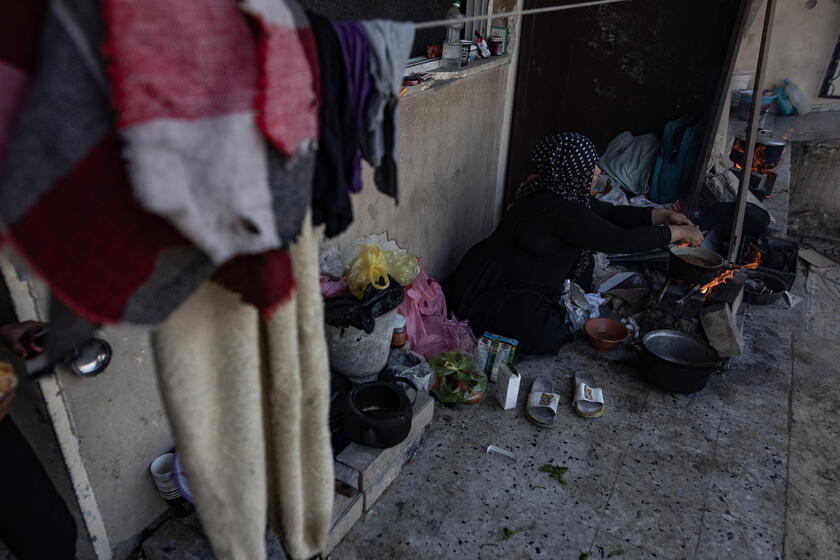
(494, 363, 521, 410)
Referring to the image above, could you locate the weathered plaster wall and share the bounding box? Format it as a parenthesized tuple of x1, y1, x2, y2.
(789, 140, 840, 239)
(329, 63, 511, 279)
(56, 325, 174, 557)
(734, 0, 840, 109)
(1, 265, 175, 559)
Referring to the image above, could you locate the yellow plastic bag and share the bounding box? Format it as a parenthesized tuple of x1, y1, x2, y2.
(348, 245, 390, 299)
(386, 252, 420, 287)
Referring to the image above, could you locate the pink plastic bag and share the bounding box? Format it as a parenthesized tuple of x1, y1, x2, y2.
(320, 275, 348, 298)
(399, 259, 476, 358)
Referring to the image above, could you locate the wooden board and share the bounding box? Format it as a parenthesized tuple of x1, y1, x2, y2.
(799, 248, 839, 270)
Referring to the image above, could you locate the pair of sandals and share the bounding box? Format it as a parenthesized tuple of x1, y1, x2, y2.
(525, 372, 604, 428)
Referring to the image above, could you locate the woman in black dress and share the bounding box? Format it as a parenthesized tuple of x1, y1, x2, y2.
(444, 133, 703, 355)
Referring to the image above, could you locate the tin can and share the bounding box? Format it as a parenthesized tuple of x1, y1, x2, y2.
(459, 40, 471, 67)
(488, 37, 504, 56)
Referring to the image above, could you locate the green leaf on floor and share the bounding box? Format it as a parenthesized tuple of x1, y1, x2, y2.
(539, 463, 569, 484)
(579, 551, 592, 560)
(530, 484, 546, 491)
(605, 545, 625, 557)
(502, 527, 515, 540)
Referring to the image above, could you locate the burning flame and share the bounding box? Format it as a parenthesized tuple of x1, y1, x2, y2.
(730, 140, 779, 173)
(698, 245, 762, 297)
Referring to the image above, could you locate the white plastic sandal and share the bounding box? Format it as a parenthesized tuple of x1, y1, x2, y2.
(573, 372, 605, 419)
(526, 376, 561, 428)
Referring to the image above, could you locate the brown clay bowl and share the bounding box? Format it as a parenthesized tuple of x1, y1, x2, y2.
(584, 318, 629, 352)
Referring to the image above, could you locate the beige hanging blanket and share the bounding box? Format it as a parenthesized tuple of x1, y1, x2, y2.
(153, 216, 333, 560)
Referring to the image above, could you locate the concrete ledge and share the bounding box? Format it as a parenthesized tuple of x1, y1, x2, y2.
(326, 390, 435, 554)
(402, 57, 511, 98)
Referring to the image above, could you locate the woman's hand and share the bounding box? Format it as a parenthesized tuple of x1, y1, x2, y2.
(669, 225, 704, 247)
(0, 321, 47, 358)
(653, 208, 695, 227)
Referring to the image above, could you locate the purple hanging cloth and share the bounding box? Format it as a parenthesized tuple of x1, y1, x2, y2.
(331, 21, 371, 193)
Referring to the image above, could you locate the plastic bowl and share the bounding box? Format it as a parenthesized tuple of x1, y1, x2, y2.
(584, 318, 629, 352)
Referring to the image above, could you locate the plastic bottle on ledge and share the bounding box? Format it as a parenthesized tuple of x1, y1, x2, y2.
(442, 0, 464, 71)
(474, 31, 491, 58)
(783, 78, 812, 116)
(775, 84, 794, 116)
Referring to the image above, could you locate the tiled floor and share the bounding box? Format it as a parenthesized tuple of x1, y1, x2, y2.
(331, 258, 840, 560)
(331, 291, 802, 559)
(332, 241, 840, 560)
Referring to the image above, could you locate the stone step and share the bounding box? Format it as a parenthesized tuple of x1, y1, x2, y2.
(335, 392, 434, 492)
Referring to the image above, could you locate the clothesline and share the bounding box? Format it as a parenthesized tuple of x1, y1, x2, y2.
(412, 0, 630, 30)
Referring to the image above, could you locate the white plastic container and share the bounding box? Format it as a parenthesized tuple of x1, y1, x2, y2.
(783, 78, 812, 116)
(442, 1, 464, 71)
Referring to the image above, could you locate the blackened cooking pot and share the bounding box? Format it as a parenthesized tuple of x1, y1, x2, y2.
(668, 246, 726, 284)
(640, 330, 720, 394)
(343, 377, 416, 448)
(730, 129, 787, 173)
(743, 269, 787, 306)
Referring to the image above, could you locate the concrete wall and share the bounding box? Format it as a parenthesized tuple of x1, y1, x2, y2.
(0, 264, 174, 559)
(57, 325, 174, 558)
(734, 0, 840, 109)
(789, 140, 840, 239)
(329, 63, 511, 278)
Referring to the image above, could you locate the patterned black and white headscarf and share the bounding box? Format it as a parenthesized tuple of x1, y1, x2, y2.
(516, 132, 600, 204)
(515, 132, 600, 283)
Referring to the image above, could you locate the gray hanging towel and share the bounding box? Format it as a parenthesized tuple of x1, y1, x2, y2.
(360, 20, 415, 200)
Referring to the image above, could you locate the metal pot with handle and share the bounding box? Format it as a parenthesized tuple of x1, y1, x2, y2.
(668, 246, 726, 284)
(343, 377, 417, 449)
(640, 330, 721, 394)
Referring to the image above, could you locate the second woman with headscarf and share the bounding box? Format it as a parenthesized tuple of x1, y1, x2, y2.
(444, 132, 703, 355)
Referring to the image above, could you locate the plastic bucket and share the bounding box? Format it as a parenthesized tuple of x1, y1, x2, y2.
(730, 70, 753, 106)
(326, 305, 401, 383)
(737, 89, 776, 120)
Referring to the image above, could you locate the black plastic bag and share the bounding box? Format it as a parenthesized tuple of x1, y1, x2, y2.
(324, 276, 404, 334)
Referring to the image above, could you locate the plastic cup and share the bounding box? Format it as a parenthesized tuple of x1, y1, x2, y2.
(149, 453, 181, 500)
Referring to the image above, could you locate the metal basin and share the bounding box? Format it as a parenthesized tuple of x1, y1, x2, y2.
(640, 330, 720, 393)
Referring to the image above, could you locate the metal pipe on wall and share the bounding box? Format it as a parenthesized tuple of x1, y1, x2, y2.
(728, 0, 777, 262)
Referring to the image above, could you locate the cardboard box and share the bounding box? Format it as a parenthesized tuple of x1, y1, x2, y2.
(494, 363, 521, 410)
(477, 332, 518, 382)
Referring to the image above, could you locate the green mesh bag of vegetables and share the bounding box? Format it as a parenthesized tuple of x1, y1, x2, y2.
(428, 351, 488, 404)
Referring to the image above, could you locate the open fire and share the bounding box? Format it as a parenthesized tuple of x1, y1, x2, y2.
(698, 245, 762, 297)
(729, 134, 786, 173)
